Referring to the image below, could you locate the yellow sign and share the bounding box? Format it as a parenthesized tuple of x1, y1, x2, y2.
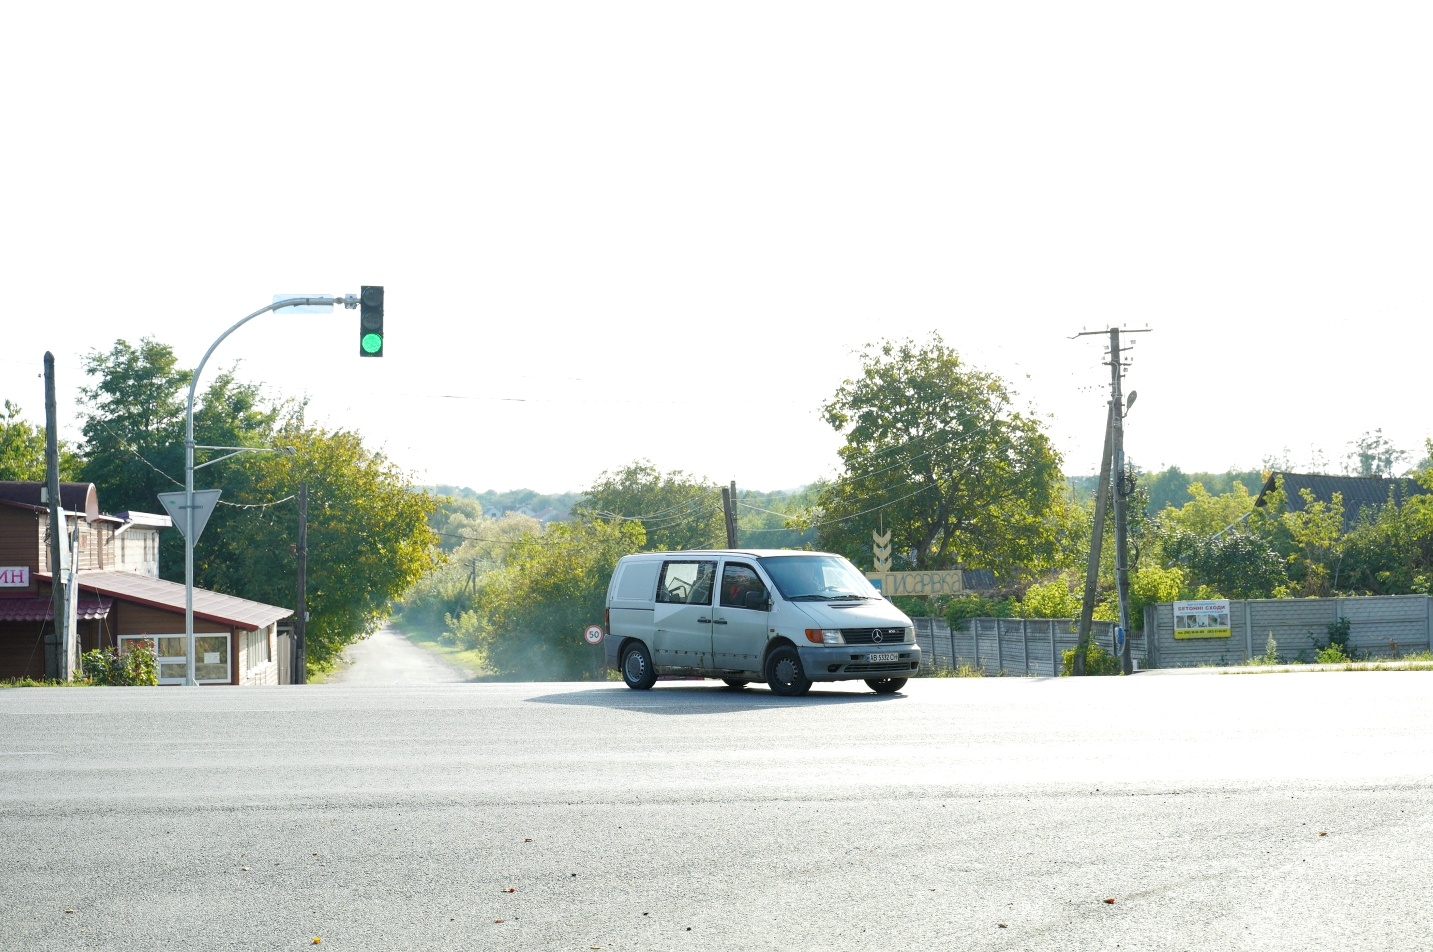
(1173, 598, 1232, 639)
(866, 571, 968, 596)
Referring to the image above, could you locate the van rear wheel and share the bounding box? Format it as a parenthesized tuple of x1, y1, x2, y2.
(764, 646, 811, 697)
(865, 677, 907, 694)
(622, 643, 657, 690)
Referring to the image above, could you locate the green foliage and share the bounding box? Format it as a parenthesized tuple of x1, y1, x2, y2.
(0, 401, 82, 481)
(1157, 481, 1256, 539)
(1062, 642, 1120, 676)
(77, 339, 440, 673)
(573, 460, 724, 552)
(1279, 487, 1345, 596)
(1162, 529, 1287, 600)
(474, 519, 645, 679)
(80, 642, 158, 686)
(942, 594, 1016, 626)
(78, 338, 192, 513)
(1127, 564, 1185, 622)
(1142, 468, 1265, 515)
(1018, 575, 1081, 618)
(1336, 494, 1433, 596)
(735, 485, 820, 550)
(197, 420, 441, 670)
(399, 512, 540, 632)
(812, 334, 1071, 584)
(1314, 642, 1351, 664)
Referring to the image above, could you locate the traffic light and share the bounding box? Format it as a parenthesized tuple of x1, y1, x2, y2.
(359, 285, 384, 357)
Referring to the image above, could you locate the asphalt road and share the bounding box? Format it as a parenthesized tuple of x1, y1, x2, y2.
(3, 672, 1432, 951)
(324, 625, 472, 686)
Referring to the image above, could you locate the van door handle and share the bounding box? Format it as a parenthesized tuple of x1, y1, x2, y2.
(712, 618, 728, 625)
(697, 617, 711, 624)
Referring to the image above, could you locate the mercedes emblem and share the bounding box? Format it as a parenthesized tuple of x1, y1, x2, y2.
(871, 629, 884, 643)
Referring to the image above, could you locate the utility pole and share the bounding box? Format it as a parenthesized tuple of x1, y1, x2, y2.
(1074, 326, 1150, 675)
(295, 481, 308, 685)
(43, 353, 70, 681)
(1108, 329, 1135, 676)
(722, 481, 739, 547)
(1072, 400, 1114, 676)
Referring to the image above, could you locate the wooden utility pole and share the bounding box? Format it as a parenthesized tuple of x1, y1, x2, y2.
(722, 481, 739, 547)
(294, 481, 308, 685)
(43, 352, 69, 681)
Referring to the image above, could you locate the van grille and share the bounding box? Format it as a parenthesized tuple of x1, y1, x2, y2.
(841, 627, 909, 645)
(844, 661, 919, 674)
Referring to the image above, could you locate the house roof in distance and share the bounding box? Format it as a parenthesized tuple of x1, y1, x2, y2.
(1255, 472, 1431, 530)
(0, 481, 100, 522)
(36, 570, 291, 631)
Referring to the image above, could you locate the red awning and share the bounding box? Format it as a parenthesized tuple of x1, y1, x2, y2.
(0, 596, 113, 622)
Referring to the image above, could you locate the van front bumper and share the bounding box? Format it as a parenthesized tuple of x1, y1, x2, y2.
(796, 644, 921, 681)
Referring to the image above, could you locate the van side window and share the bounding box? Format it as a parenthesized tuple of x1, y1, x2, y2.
(720, 563, 767, 609)
(657, 561, 717, 605)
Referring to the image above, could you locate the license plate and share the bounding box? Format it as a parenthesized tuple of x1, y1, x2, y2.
(867, 652, 898, 662)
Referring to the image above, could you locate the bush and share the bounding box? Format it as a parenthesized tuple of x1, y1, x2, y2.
(1315, 642, 1351, 664)
(81, 642, 158, 686)
(1061, 642, 1121, 676)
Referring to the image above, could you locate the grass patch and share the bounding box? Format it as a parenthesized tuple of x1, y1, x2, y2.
(0, 677, 95, 688)
(923, 664, 995, 678)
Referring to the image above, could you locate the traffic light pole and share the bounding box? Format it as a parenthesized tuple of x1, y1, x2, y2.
(181, 294, 361, 685)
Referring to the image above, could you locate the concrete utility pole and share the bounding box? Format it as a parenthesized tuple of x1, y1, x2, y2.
(43, 353, 70, 681)
(1073, 326, 1150, 675)
(1072, 400, 1114, 677)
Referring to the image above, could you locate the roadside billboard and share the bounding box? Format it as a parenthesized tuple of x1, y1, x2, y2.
(1173, 598, 1232, 639)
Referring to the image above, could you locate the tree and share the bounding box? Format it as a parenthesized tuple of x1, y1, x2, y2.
(473, 519, 646, 678)
(813, 335, 1070, 583)
(573, 460, 724, 552)
(77, 338, 440, 671)
(79, 338, 191, 512)
(197, 418, 441, 669)
(1346, 429, 1408, 477)
(0, 401, 80, 481)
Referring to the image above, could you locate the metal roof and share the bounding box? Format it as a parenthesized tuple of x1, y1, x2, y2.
(0, 596, 113, 622)
(1256, 472, 1431, 530)
(0, 481, 99, 521)
(36, 571, 291, 631)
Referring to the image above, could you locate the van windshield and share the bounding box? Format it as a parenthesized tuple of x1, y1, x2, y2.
(758, 555, 882, 601)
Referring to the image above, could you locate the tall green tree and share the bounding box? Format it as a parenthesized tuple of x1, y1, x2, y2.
(812, 335, 1070, 582)
(198, 418, 441, 668)
(0, 401, 80, 481)
(77, 338, 440, 671)
(79, 338, 191, 511)
(573, 459, 724, 552)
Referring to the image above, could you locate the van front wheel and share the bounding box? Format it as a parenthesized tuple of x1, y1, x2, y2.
(865, 677, 907, 694)
(622, 643, 657, 690)
(764, 646, 811, 697)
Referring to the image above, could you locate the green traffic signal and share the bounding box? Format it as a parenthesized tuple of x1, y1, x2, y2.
(359, 285, 384, 357)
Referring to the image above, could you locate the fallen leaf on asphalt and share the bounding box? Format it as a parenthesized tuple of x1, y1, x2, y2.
(1103, 898, 1116, 904)
(503, 888, 516, 893)
(1319, 832, 1328, 837)
(998, 924, 1007, 928)
(524, 838, 533, 843)
(241, 867, 250, 871)
(312, 939, 321, 945)
(494, 919, 505, 924)
(64, 910, 75, 914)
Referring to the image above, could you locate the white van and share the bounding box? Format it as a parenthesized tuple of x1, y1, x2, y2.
(603, 549, 920, 696)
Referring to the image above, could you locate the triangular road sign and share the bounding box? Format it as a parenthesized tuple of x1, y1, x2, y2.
(157, 489, 222, 542)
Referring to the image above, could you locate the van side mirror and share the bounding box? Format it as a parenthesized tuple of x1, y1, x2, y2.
(744, 590, 770, 611)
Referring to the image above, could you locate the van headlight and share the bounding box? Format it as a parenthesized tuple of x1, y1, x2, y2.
(804, 629, 843, 645)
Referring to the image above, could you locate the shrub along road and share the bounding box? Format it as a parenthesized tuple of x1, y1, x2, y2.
(2, 672, 1431, 950)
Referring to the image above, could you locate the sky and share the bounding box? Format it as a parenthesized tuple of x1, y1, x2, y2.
(3, 3, 1430, 495)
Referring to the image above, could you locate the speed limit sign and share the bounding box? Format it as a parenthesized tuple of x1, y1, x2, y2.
(583, 624, 604, 645)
